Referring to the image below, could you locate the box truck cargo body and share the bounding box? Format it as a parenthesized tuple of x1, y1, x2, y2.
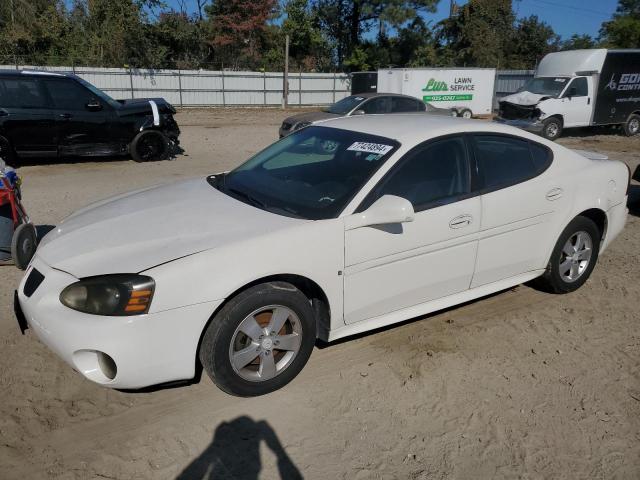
(496, 49, 640, 140)
(377, 68, 496, 117)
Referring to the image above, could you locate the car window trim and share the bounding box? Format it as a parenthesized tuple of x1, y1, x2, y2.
(355, 133, 476, 214)
(469, 132, 554, 195)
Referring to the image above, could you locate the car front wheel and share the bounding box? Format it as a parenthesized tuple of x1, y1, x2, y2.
(130, 130, 169, 162)
(542, 117, 563, 141)
(199, 282, 316, 396)
(536, 216, 601, 293)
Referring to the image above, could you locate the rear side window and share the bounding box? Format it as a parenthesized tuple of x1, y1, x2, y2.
(43, 78, 95, 110)
(0, 77, 48, 109)
(391, 97, 423, 112)
(361, 97, 390, 114)
(473, 135, 551, 191)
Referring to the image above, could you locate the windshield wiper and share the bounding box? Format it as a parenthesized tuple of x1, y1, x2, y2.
(227, 187, 267, 209)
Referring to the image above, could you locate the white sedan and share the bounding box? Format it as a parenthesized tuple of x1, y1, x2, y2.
(16, 115, 630, 396)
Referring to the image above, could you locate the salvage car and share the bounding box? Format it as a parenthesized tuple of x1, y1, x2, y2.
(279, 93, 456, 137)
(0, 70, 180, 163)
(16, 115, 629, 396)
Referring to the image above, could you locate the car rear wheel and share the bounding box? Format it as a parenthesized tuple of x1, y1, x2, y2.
(624, 114, 640, 137)
(459, 108, 473, 119)
(535, 216, 600, 293)
(130, 130, 169, 162)
(542, 117, 563, 141)
(199, 281, 316, 396)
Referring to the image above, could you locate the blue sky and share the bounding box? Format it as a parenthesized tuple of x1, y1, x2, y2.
(166, 0, 619, 40)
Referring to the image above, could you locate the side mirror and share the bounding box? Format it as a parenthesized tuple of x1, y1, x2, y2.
(86, 100, 103, 112)
(345, 195, 415, 230)
(352, 109, 365, 116)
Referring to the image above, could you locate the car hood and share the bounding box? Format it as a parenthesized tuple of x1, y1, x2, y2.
(500, 90, 552, 106)
(283, 111, 341, 125)
(116, 97, 176, 115)
(36, 178, 303, 278)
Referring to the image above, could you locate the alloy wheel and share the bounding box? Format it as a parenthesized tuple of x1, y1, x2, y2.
(228, 305, 303, 382)
(559, 231, 593, 283)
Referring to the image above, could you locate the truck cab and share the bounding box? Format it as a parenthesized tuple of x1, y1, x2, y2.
(496, 49, 640, 140)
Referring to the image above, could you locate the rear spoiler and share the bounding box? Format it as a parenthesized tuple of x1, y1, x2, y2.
(571, 149, 609, 161)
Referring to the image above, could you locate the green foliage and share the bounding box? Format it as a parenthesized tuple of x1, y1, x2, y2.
(600, 0, 640, 48)
(0, 0, 637, 72)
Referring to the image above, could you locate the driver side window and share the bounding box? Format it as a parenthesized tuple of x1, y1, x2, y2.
(360, 136, 470, 212)
(361, 97, 390, 114)
(44, 78, 99, 111)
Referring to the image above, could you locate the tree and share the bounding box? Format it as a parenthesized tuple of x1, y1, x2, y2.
(206, 0, 277, 68)
(438, 0, 515, 68)
(507, 15, 559, 69)
(282, 0, 331, 70)
(560, 34, 597, 50)
(600, 0, 640, 48)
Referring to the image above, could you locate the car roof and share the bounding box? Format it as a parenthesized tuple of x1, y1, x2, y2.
(0, 69, 74, 78)
(316, 114, 546, 144)
(350, 92, 421, 100)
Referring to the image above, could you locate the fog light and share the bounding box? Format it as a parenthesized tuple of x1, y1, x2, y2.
(97, 352, 117, 380)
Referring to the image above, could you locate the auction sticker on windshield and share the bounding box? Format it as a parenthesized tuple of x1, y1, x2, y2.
(347, 142, 394, 155)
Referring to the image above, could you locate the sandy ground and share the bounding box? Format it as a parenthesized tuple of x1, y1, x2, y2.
(1, 109, 639, 479)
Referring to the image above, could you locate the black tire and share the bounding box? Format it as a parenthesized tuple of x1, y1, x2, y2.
(11, 223, 37, 270)
(535, 216, 601, 294)
(0, 135, 17, 167)
(459, 108, 473, 119)
(130, 130, 169, 162)
(542, 117, 563, 141)
(623, 114, 640, 137)
(199, 281, 316, 396)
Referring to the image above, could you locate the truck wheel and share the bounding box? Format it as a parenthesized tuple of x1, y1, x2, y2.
(542, 117, 563, 141)
(459, 108, 473, 119)
(130, 130, 169, 162)
(624, 114, 640, 137)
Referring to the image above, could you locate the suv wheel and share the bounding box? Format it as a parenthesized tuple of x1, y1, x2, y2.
(199, 282, 316, 396)
(130, 130, 169, 162)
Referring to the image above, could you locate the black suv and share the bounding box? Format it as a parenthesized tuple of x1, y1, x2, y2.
(0, 70, 180, 164)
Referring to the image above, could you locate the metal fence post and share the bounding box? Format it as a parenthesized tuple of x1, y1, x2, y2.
(178, 69, 183, 107)
(333, 72, 336, 103)
(221, 68, 226, 107)
(129, 67, 135, 99)
(299, 70, 302, 106)
(263, 70, 267, 106)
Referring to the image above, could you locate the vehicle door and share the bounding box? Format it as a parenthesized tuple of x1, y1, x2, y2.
(470, 134, 562, 288)
(0, 75, 56, 157)
(343, 135, 481, 324)
(357, 96, 392, 115)
(559, 77, 592, 127)
(42, 77, 115, 156)
(390, 96, 425, 113)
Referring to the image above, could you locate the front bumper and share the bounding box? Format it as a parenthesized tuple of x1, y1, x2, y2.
(494, 116, 545, 134)
(17, 255, 222, 389)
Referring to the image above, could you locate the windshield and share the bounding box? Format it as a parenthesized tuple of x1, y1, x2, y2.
(325, 95, 366, 114)
(216, 126, 399, 220)
(518, 77, 569, 97)
(76, 77, 121, 109)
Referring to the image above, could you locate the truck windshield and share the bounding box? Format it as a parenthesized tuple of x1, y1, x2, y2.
(518, 77, 569, 97)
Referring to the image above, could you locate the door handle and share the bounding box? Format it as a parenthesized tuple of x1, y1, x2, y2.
(587, 97, 591, 105)
(546, 188, 563, 201)
(449, 214, 473, 229)
(58, 113, 72, 119)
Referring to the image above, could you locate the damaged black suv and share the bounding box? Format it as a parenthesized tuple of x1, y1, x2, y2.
(0, 70, 180, 164)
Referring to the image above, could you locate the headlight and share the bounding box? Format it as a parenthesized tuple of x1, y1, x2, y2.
(294, 121, 311, 131)
(60, 274, 155, 316)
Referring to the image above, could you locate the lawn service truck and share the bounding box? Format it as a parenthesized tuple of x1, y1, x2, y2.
(376, 68, 496, 118)
(496, 49, 640, 140)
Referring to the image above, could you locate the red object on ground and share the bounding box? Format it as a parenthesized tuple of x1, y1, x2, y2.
(0, 176, 26, 227)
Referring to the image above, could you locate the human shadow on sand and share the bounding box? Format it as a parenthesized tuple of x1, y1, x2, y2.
(176, 415, 303, 480)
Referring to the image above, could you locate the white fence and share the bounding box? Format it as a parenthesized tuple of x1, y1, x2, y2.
(0, 65, 351, 107)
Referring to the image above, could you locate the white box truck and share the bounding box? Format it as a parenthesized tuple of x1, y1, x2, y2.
(377, 68, 496, 118)
(496, 49, 640, 140)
